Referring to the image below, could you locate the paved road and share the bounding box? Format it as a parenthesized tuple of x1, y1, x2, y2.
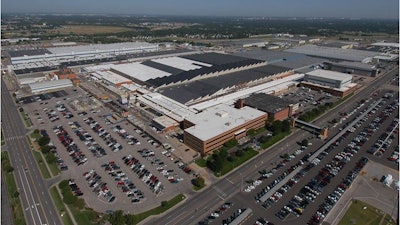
(145, 68, 398, 225)
(1, 78, 62, 225)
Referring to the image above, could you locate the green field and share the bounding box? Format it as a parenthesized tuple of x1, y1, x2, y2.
(216, 149, 259, 176)
(338, 200, 394, 225)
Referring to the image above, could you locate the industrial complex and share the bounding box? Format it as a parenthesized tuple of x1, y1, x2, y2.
(5, 40, 397, 155)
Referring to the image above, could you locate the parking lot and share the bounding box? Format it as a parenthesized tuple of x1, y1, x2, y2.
(22, 86, 195, 213)
(191, 89, 398, 225)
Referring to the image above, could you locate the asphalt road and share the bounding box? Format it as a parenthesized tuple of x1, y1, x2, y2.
(145, 67, 399, 225)
(1, 78, 62, 225)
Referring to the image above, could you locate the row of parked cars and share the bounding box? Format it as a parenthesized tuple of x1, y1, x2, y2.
(102, 161, 145, 203)
(83, 169, 115, 203)
(255, 146, 309, 202)
(112, 125, 141, 146)
(122, 155, 164, 194)
(83, 117, 122, 152)
(69, 121, 107, 158)
(53, 125, 88, 166)
(68, 179, 83, 196)
(139, 149, 183, 184)
(275, 98, 385, 221)
(308, 157, 369, 225)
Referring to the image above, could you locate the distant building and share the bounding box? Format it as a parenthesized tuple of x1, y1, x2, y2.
(183, 104, 267, 155)
(323, 61, 378, 77)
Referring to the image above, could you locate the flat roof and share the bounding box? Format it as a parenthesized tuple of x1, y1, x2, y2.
(285, 45, 380, 62)
(152, 115, 179, 129)
(185, 104, 266, 141)
(243, 93, 296, 114)
(371, 42, 399, 48)
(95, 71, 132, 85)
(8, 49, 52, 58)
(111, 62, 171, 81)
(327, 61, 376, 71)
(137, 93, 197, 122)
(181, 52, 251, 65)
(233, 49, 304, 62)
(151, 56, 212, 71)
(159, 64, 288, 104)
(190, 73, 305, 111)
(28, 79, 73, 90)
(47, 42, 157, 55)
(306, 69, 352, 82)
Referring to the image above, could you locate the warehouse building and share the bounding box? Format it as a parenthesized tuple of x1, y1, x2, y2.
(28, 79, 73, 94)
(304, 69, 352, 89)
(239, 93, 299, 121)
(323, 61, 378, 77)
(93, 71, 133, 87)
(285, 45, 381, 62)
(183, 104, 267, 155)
(301, 69, 358, 97)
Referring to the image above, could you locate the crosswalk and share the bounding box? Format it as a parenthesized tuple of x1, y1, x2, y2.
(5, 135, 25, 141)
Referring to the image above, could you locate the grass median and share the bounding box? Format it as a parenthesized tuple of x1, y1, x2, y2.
(1, 151, 26, 225)
(31, 150, 51, 179)
(216, 149, 258, 176)
(49, 187, 74, 225)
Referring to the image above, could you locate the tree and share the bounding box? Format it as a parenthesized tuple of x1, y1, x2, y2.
(40, 145, 51, 154)
(227, 156, 234, 162)
(34, 129, 39, 134)
(109, 210, 124, 225)
(19, 107, 24, 112)
(124, 214, 136, 225)
(301, 139, 309, 147)
(161, 201, 168, 207)
(59, 180, 69, 189)
(223, 139, 238, 149)
(63, 191, 77, 205)
(45, 153, 56, 164)
(74, 198, 85, 209)
(282, 120, 291, 133)
(37, 136, 50, 146)
(193, 176, 205, 187)
(270, 120, 283, 134)
(236, 149, 244, 157)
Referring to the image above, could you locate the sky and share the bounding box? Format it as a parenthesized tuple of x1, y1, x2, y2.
(2, 0, 399, 19)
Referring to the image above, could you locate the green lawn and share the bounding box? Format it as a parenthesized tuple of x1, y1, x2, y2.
(1, 130, 5, 146)
(49, 187, 74, 225)
(32, 150, 51, 179)
(132, 194, 185, 223)
(19, 111, 31, 127)
(260, 132, 291, 150)
(338, 200, 386, 225)
(69, 206, 99, 225)
(216, 149, 259, 177)
(30, 131, 41, 141)
(1, 152, 26, 225)
(195, 157, 207, 167)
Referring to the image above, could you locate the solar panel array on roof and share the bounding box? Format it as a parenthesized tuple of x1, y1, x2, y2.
(233, 49, 303, 63)
(159, 65, 288, 104)
(243, 93, 296, 114)
(180, 52, 252, 65)
(146, 58, 263, 87)
(141, 60, 184, 74)
(8, 49, 52, 57)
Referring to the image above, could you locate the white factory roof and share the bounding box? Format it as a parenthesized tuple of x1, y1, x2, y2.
(95, 71, 132, 85)
(47, 42, 157, 55)
(83, 64, 113, 73)
(285, 45, 380, 62)
(121, 83, 142, 92)
(185, 104, 266, 141)
(371, 42, 399, 48)
(29, 79, 73, 93)
(190, 73, 305, 111)
(306, 69, 352, 82)
(138, 93, 197, 122)
(111, 62, 171, 81)
(151, 57, 212, 71)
